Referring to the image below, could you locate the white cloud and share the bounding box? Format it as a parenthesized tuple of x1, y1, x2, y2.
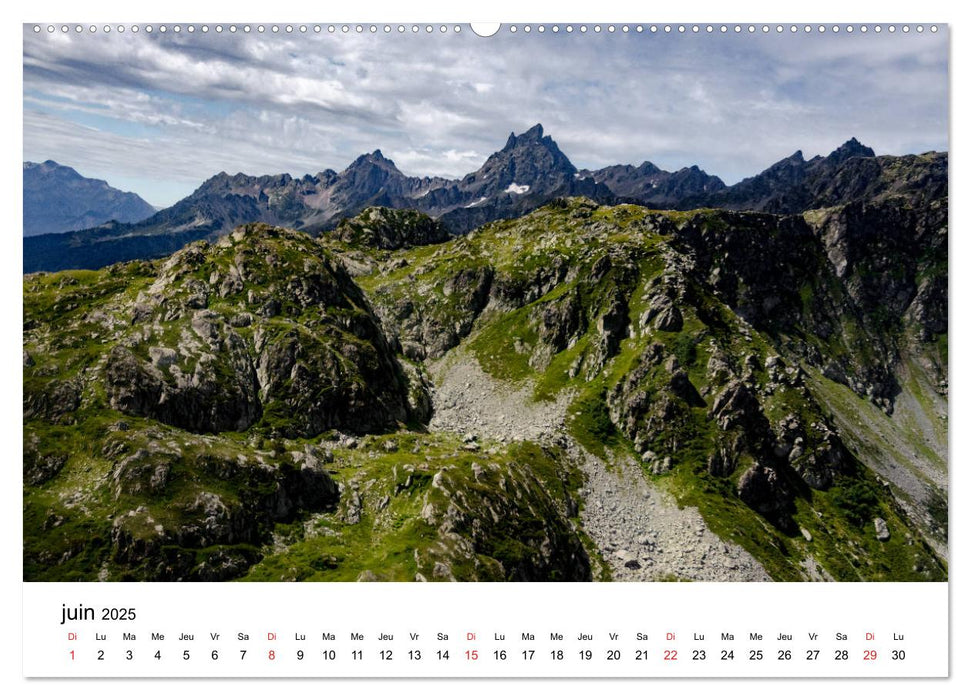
(22, 26, 948, 204)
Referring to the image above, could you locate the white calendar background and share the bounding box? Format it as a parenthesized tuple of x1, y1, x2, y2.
(5, 0, 968, 697)
(24, 582, 948, 678)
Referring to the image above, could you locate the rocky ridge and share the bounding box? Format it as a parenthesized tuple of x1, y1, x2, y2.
(24, 192, 947, 582)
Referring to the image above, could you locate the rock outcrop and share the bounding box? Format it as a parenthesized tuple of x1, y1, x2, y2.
(24, 192, 947, 583)
(94, 224, 429, 437)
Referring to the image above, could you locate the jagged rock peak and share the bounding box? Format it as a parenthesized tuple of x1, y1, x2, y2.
(346, 149, 400, 171)
(203, 171, 230, 183)
(827, 137, 876, 163)
(504, 123, 547, 149)
(521, 123, 545, 139)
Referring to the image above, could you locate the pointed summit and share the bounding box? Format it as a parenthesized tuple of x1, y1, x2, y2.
(756, 150, 808, 179)
(481, 124, 575, 187)
(344, 149, 402, 175)
(763, 150, 804, 168)
(636, 161, 663, 176)
(503, 123, 546, 150)
(521, 123, 545, 140)
(434, 123, 616, 233)
(827, 137, 875, 164)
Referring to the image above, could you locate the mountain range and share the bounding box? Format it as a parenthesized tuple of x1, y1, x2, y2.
(23, 160, 156, 237)
(22, 125, 946, 273)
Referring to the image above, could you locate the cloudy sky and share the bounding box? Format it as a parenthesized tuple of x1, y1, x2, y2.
(23, 24, 948, 207)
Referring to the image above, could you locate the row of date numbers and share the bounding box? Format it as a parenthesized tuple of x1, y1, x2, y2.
(73, 648, 907, 662)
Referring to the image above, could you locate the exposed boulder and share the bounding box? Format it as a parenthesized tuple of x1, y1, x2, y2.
(532, 289, 586, 354)
(709, 380, 772, 453)
(737, 462, 793, 529)
(23, 378, 82, 423)
(23, 436, 68, 485)
(111, 447, 175, 498)
(874, 517, 891, 542)
(640, 292, 683, 333)
(586, 291, 629, 378)
(707, 439, 740, 478)
(335, 207, 451, 249)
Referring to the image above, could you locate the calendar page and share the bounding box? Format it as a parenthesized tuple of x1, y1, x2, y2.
(18, 3, 954, 691)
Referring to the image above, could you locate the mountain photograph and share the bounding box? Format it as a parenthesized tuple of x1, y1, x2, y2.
(23, 25, 948, 583)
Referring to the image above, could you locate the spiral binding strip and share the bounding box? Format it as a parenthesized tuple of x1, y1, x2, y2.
(30, 24, 940, 35)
